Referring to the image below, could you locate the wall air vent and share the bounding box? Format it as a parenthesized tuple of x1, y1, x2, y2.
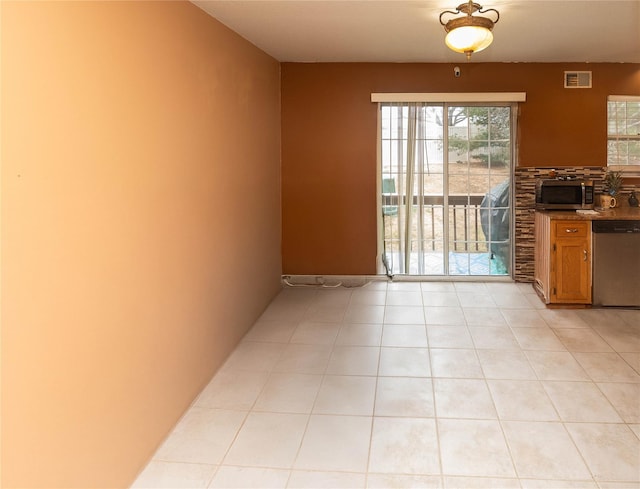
(564, 71, 592, 88)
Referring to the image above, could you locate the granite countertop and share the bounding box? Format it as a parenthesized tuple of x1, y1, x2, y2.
(536, 207, 640, 221)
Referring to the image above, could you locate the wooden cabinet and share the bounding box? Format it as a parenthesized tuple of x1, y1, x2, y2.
(534, 213, 592, 304)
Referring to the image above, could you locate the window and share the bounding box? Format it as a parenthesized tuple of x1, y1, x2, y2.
(372, 92, 524, 278)
(607, 96, 640, 167)
(377, 102, 515, 277)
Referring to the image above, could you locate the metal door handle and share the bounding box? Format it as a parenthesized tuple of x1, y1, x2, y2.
(584, 249, 588, 261)
(565, 228, 579, 233)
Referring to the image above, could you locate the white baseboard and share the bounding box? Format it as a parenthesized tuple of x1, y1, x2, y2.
(281, 274, 515, 287)
(281, 275, 384, 288)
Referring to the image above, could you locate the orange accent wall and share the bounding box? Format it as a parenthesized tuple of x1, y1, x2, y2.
(1, 2, 281, 487)
(281, 63, 640, 275)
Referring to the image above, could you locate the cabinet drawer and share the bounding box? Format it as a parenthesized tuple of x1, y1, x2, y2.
(554, 221, 589, 238)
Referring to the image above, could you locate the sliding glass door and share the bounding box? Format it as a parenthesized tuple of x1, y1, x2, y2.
(379, 102, 513, 277)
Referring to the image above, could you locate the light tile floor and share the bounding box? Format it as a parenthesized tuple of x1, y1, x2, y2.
(132, 281, 640, 489)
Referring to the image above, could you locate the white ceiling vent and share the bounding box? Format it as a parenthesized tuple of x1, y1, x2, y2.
(564, 71, 592, 88)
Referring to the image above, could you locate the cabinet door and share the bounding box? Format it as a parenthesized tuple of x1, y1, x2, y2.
(552, 221, 591, 303)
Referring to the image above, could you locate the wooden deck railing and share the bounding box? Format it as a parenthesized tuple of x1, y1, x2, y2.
(382, 194, 486, 251)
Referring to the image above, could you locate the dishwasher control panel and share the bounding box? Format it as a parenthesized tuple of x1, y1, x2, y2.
(592, 220, 640, 233)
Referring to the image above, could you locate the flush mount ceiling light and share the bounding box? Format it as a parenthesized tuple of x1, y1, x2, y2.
(439, 1, 500, 60)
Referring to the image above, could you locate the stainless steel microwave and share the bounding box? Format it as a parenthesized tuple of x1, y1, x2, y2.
(535, 179, 595, 210)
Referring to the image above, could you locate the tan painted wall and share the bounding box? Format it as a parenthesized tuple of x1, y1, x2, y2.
(281, 63, 640, 275)
(1, 1, 281, 487)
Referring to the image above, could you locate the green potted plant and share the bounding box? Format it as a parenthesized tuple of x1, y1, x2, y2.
(603, 170, 623, 197)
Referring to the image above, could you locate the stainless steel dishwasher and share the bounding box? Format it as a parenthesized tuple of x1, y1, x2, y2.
(592, 220, 640, 307)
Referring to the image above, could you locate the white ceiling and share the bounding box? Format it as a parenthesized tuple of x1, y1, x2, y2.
(192, 0, 640, 63)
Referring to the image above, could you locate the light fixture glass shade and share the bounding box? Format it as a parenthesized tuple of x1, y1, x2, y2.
(445, 25, 493, 54)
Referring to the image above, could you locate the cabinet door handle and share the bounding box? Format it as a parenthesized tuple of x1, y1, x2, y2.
(584, 249, 588, 261)
(565, 228, 579, 233)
